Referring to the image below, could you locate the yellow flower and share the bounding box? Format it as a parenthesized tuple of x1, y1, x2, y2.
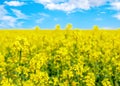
(84, 72, 95, 86)
(102, 78, 112, 86)
(23, 80, 34, 86)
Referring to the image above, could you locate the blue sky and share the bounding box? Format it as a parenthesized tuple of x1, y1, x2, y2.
(0, 0, 120, 29)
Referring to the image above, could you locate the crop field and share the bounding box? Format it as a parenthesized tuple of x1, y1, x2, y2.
(0, 29, 120, 86)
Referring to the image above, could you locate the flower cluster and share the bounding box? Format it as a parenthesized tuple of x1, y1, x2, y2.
(0, 29, 120, 86)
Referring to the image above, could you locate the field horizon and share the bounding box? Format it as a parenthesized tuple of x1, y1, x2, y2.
(0, 29, 120, 85)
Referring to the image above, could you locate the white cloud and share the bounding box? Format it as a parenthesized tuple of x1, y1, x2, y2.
(36, 18, 44, 23)
(32, 12, 49, 24)
(0, 6, 27, 28)
(101, 27, 115, 29)
(34, 0, 109, 12)
(35, 0, 89, 12)
(34, 0, 68, 4)
(110, 1, 120, 20)
(39, 13, 50, 17)
(4, 1, 25, 6)
(0, 16, 17, 27)
(0, 16, 17, 28)
(17, 22, 24, 27)
(0, 5, 8, 16)
(35, 0, 52, 4)
(111, 1, 120, 11)
(11, 9, 27, 19)
(113, 13, 120, 20)
(0, 6, 17, 28)
(89, 0, 107, 6)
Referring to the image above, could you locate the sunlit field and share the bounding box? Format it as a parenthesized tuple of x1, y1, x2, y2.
(0, 27, 120, 86)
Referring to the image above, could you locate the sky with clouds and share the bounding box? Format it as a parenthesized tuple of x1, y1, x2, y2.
(0, 0, 120, 29)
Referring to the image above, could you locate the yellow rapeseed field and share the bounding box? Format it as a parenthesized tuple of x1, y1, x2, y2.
(0, 29, 120, 86)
